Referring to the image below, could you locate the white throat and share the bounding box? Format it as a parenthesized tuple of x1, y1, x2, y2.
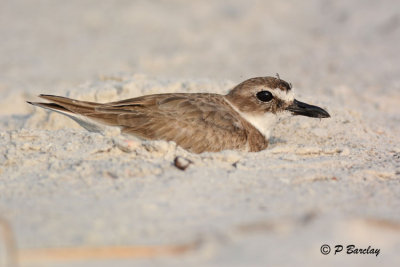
(224, 99, 278, 138)
(239, 112, 277, 138)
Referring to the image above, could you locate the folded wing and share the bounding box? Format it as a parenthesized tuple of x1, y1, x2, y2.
(29, 94, 249, 153)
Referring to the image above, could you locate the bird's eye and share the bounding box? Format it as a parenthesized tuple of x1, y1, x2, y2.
(256, 91, 273, 102)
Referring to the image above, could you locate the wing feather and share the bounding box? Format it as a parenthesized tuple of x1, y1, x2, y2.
(105, 94, 248, 152)
(30, 93, 249, 153)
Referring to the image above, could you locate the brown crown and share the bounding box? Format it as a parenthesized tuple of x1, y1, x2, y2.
(231, 77, 292, 93)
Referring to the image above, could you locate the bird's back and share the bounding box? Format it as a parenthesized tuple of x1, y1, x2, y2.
(29, 93, 268, 153)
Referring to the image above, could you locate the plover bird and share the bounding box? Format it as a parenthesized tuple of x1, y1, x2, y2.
(28, 76, 330, 153)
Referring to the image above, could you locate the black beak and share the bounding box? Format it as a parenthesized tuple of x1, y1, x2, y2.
(286, 99, 330, 118)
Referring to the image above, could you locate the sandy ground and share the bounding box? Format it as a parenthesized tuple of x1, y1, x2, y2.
(1, 0, 400, 266)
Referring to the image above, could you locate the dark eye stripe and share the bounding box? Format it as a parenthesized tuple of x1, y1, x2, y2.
(256, 91, 273, 102)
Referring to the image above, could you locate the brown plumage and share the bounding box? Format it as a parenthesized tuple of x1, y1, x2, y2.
(27, 76, 330, 153)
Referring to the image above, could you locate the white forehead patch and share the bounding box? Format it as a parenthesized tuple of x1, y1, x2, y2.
(270, 88, 295, 102)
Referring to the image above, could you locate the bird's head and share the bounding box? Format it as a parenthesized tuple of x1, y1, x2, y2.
(225, 76, 330, 137)
(226, 76, 330, 118)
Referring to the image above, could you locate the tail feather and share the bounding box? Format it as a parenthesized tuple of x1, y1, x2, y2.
(38, 94, 101, 107)
(27, 95, 122, 132)
(36, 95, 100, 116)
(27, 101, 70, 113)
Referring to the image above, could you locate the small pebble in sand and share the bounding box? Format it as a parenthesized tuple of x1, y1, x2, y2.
(174, 156, 192, 171)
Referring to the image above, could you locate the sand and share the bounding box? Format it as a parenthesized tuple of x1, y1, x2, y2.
(1, 0, 400, 266)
